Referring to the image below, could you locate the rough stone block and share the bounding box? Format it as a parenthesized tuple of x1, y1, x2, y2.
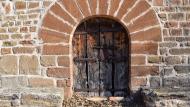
(2, 41, 17, 47)
(19, 40, 33, 46)
(153, 0, 163, 6)
(116, 0, 136, 19)
(159, 42, 178, 48)
(57, 56, 70, 67)
(148, 56, 161, 64)
(21, 93, 62, 107)
(176, 37, 190, 42)
(179, 77, 190, 87)
(19, 55, 39, 75)
(131, 66, 159, 76)
(127, 10, 158, 33)
(174, 65, 190, 74)
(163, 77, 179, 87)
(168, 13, 184, 21)
(163, 76, 190, 87)
(160, 48, 168, 55)
(8, 27, 18, 33)
(1, 48, 12, 55)
(166, 0, 182, 5)
(0, 34, 9, 40)
(0, 88, 64, 107)
(47, 68, 70, 78)
(0, 56, 17, 75)
(15, 1, 26, 10)
(43, 45, 69, 55)
(0, 28, 7, 33)
(42, 12, 73, 34)
(165, 56, 181, 65)
(161, 68, 174, 76)
(59, 0, 83, 21)
(28, 77, 54, 87)
(164, 21, 178, 28)
(131, 56, 145, 65)
(63, 87, 72, 98)
(75, 0, 91, 17)
(43, 1, 52, 8)
(184, 29, 190, 36)
(131, 77, 147, 89)
(169, 48, 190, 55)
(99, 0, 109, 15)
(180, 22, 190, 27)
(131, 27, 161, 42)
(11, 34, 22, 39)
(124, 0, 150, 23)
(57, 79, 71, 88)
(13, 47, 35, 54)
(40, 56, 56, 67)
(39, 29, 70, 43)
(28, 2, 39, 9)
(149, 77, 160, 88)
(50, 3, 76, 25)
(169, 29, 182, 36)
(1, 76, 28, 88)
(109, 0, 120, 15)
(132, 42, 158, 55)
(87, 0, 97, 15)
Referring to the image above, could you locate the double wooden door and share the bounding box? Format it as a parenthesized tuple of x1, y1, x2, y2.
(72, 18, 129, 97)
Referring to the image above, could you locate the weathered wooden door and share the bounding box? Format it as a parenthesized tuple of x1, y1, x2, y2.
(73, 18, 129, 97)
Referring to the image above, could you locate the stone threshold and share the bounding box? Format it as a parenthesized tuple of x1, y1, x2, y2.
(87, 97, 125, 102)
(83, 89, 145, 104)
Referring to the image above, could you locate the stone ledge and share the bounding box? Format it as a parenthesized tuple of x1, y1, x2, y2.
(0, 88, 64, 107)
(153, 87, 190, 100)
(142, 88, 190, 107)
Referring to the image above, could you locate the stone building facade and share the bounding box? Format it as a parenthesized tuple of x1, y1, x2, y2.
(0, 0, 190, 106)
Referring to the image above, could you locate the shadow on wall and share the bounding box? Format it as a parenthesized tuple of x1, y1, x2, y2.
(117, 88, 157, 107)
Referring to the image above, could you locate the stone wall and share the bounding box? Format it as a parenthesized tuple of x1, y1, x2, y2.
(0, 0, 190, 106)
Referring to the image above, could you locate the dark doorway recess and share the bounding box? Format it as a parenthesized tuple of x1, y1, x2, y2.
(72, 17, 130, 97)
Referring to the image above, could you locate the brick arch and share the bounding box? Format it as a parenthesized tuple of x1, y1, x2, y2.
(39, 0, 161, 97)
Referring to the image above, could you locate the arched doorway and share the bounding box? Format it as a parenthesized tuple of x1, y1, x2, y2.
(39, 0, 161, 99)
(72, 17, 130, 97)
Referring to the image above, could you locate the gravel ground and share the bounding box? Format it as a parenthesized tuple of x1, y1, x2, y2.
(62, 94, 120, 107)
(62, 91, 148, 107)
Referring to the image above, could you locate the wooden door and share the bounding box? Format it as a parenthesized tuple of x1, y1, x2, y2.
(73, 18, 129, 97)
